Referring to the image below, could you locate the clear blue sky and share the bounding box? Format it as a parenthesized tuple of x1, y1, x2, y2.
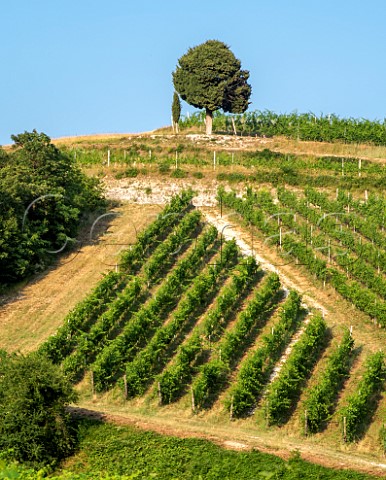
(1, 0, 385, 145)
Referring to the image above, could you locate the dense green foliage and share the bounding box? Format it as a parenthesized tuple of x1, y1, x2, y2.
(0, 351, 77, 467)
(173, 40, 251, 134)
(0, 130, 104, 289)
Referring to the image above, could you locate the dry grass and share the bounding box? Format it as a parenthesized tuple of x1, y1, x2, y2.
(0, 203, 159, 353)
(50, 131, 386, 163)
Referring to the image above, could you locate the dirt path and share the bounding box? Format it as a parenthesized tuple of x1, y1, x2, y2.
(69, 405, 386, 477)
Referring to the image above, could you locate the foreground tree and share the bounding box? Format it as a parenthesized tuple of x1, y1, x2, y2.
(0, 351, 78, 466)
(0, 130, 105, 289)
(173, 40, 251, 135)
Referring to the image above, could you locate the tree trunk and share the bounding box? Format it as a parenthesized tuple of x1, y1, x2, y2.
(205, 109, 213, 135)
(231, 117, 237, 136)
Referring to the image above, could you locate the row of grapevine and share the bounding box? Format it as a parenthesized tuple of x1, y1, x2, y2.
(61, 210, 203, 382)
(158, 258, 262, 404)
(120, 189, 194, 272)
(39, 191, 195, 363)
(304, 188, 386, 252)
(181, 109, 386, 146)
(191, 272, 281, 410)
(91, 231, 238, 392)
(277, 187, 386, 276)
(39, 271, 126, 363)
(142, 209, 202, 283)
(263, 189, 386, 323)
(124, 256, 259, 398)
(303, 329, 355, 433)
(225, 290, 302, 417)
(276, 188, 386, 299)
(220, 188, 386, 326)
(265, 314, 328, 426)
(341, 351, 386, 442)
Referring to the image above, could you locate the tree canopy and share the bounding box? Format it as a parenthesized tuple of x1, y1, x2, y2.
(173, 40, 251, 134)
(0, 130, 105, 290)
(0, 351, 78, 466)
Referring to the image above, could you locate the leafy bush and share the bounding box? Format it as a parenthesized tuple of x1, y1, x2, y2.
(0, 351, 77, 467)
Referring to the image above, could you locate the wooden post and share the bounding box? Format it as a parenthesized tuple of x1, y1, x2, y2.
(266, 401, 270, 427)
(149, 149, 152, 159)
(213, 151, 216, 170)
(91, 371, 95, 398)
(157, 382, 162, 405)
(365, 189, 368, 201)
(358, 158, 362, 177)
(304, 410, 308, 436)
(107, 149, 111, 167)
(191, 386, 196, 413)
(343, 416, 347, 442)
(230, 396, 234, 421)
(123, 374, 128, 400)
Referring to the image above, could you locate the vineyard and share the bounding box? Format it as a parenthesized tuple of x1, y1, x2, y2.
(36, 185, 386, 459)
(179, 109, 386, 146)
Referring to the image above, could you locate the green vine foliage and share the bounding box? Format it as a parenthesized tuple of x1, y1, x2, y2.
(304, 329, 355, 433)
(341, 351, 386, 442)
(266, 314, 327, 426)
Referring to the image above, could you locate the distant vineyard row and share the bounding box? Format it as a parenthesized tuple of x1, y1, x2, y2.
(219, 185, 386, 326)
(180, 109, 386, 146)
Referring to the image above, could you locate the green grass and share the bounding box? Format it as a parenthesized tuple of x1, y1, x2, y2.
(2, 419, 378, 479)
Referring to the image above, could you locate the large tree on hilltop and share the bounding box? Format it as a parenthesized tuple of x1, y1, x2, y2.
(173, 40, 251, 135)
